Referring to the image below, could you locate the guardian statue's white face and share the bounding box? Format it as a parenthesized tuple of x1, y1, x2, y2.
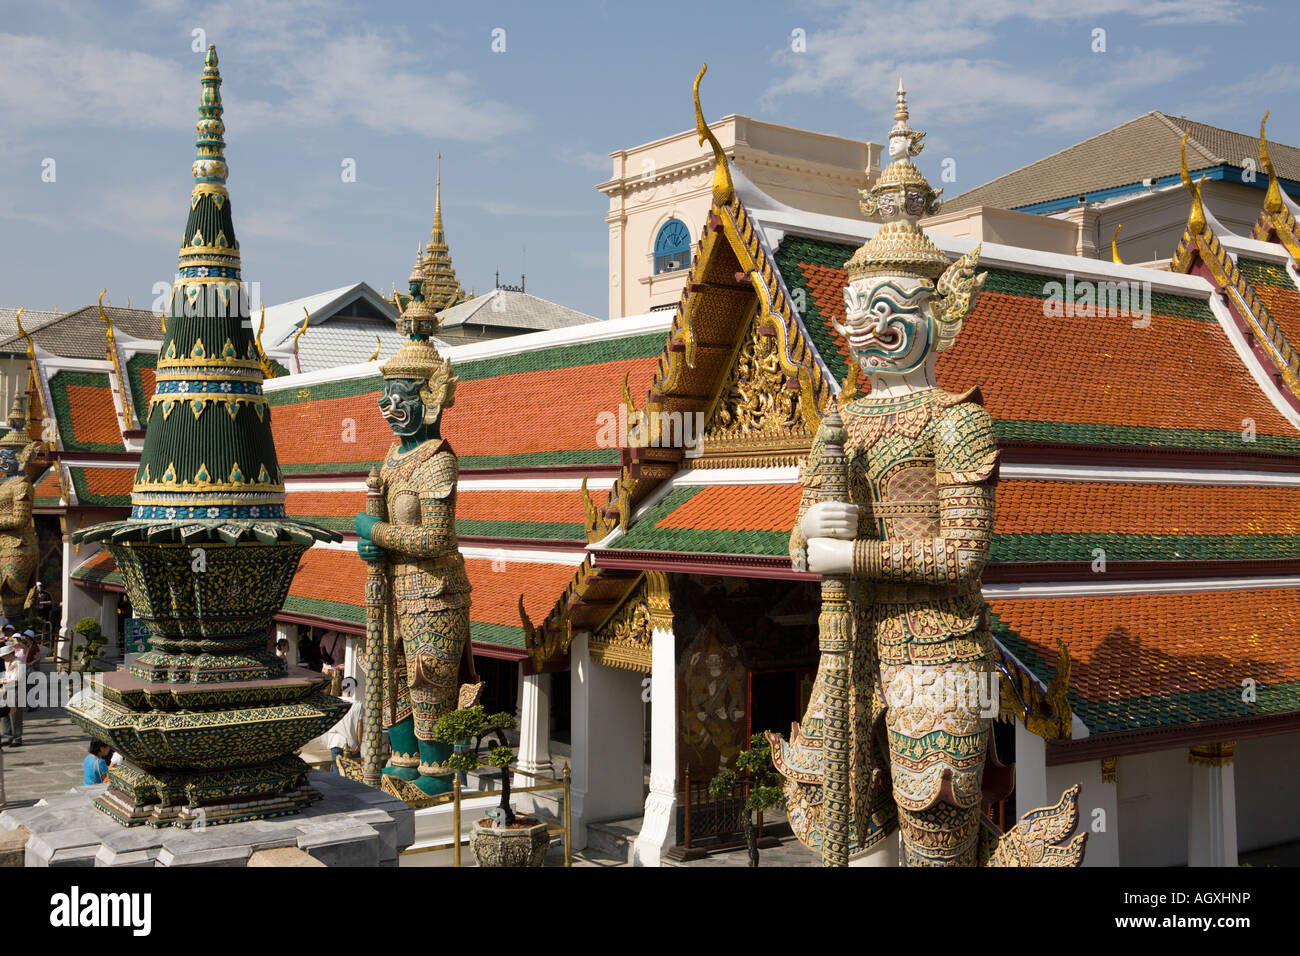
(838, 275, 935, 375)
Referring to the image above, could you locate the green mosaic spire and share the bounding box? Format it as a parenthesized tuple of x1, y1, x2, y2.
(68, 48, 346, 829)
(131, 45, 283, 522)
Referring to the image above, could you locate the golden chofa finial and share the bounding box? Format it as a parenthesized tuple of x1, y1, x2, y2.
(1261, 111, 1284, 215)
(1180, 130, 1207, 235)
(255, 303, 275, 378)
(368, 335, 381, 362)
(693, 64, 734, 206)
(292, 306, 310, 353)
(14, 307, 34, 360)
(97, 290, 115, 348)
(1111, 224, 1124, 265)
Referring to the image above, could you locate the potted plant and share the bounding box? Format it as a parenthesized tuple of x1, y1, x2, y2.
(434, 706, 548, 867)
(708, 733, 786, 866)
(71, 618, 107, 675)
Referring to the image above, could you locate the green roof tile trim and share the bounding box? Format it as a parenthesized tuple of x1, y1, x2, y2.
(992, 533, 1300, 563)
(993, 419, 1300, 455)
(453, 332, 666, 383)
(281, 459, 381, 476)
(456, 519, 586, 541)
(68, 468, 131, 508)
(1237, 257, 1296, 290)
(282, 594, 363, 626)
(125, 352, 157, 422)
(48, 370, 125, 453)
(990, 610, 1300, 734)
(469, 622, 526, 648)
(265, 374, 382, 407)
(774, 235, 853, 386)
(458, 449, 622, 470)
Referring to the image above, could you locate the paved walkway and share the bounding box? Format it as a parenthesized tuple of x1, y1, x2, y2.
(0, 705, 88, 809)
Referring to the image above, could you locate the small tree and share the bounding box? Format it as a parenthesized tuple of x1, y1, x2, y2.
(71, 618, 106, 674)
(433, 706, 520, 824)
(708, 733, 786, 867)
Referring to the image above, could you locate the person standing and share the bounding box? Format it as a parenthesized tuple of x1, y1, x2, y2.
(0, 644, 21, 747)
(323, 687, 362, 772)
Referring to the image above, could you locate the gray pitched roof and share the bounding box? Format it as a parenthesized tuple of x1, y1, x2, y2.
(436, 289, 597, 333)
(943, 111, 1300, 213)
(0, 308, 62, 353)
(0, 305, 162, 360)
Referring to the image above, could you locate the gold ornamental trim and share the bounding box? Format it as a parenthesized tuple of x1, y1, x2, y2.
(1100, 755, 1118, 783)
(1188, 741, 1235, 768)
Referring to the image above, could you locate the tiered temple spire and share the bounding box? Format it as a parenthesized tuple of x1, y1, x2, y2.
(417, 153, 468, 312)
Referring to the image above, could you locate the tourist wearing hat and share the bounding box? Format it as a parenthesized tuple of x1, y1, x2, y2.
(0, 643, 19, 746)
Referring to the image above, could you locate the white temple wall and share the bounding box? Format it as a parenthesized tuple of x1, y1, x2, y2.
(1116, 748, 1191, 867)
(1235, 733, 1300, 853)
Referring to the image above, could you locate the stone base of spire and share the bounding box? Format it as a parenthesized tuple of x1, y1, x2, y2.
(92, 754, 322, 828)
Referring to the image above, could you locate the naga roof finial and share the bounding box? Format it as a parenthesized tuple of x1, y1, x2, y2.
(693, 64, 734, 206)
(1180, 130, 1207, 236)
(98, 289, 115, 348)
(1261, 111, 1284, 216)
(1111, 224, 1124, 265)
(14, 307, 33, 360)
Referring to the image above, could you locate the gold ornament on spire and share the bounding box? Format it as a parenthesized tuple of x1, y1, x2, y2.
(1261, 111, 1285, 216)
(98, 290, 115, 348)
(1180, 130, 1207, 236)
(14, 307, 34, 360)
(292, 306, 310, 354)
(846, 80, 949, 282)
(694, 64, 734, 205)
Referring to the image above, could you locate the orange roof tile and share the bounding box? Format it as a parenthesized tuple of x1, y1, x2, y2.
(655, 483, 801, 532)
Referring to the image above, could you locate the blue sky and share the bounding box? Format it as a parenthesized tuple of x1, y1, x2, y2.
(2, 0, 1298, 321)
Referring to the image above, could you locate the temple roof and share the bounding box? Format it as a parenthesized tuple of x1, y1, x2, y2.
(0, 305, 161, 360)
(436, 288, 597, 341)
(945, 111, 1300, 213)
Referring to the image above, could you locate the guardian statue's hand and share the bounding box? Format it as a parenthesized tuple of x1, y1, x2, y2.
(807, 538, 853, 575)
(801, 501, 859, 540)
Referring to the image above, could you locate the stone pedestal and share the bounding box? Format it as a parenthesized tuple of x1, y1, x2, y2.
(0, 773, 413, 867)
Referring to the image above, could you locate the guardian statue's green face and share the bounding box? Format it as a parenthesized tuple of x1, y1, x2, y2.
(378, 378, 428, 437)
(0, 449, 19, 478)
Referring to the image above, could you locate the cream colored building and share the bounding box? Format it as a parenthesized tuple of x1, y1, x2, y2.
(599, 116, 882, 318)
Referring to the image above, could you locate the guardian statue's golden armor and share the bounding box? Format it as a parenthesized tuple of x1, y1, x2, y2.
(355, 302, 472, 797)
(769, 83, 1085, 867)
(0, 397, 42, 623)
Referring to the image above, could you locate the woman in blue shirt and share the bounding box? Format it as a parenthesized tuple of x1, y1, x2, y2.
(83, 740, 111, 785)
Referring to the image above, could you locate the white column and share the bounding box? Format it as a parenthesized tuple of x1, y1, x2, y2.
(515, 666, 553, 778)
(633, 624, 677, 866)
(56, 534, 73, 670)
(99, 591, 120, 663)
(1014, 721, 1048, 818)
(275, 622, 299, 667)
(1188, 743, 1238, 867)
(568, 631, 645, 851)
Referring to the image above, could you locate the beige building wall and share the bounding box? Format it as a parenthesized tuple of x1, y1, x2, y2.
(600, 116, 882, 318)
(923, 205, 1079, 256)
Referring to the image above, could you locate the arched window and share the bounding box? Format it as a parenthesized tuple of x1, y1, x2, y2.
(653, 219, 691, 274)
